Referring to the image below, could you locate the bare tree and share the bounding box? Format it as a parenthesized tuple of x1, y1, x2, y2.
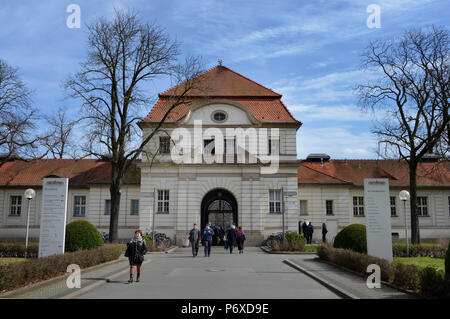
(42, 107, 80, 159)
(0, 59, 49, 166)
(357, 26, 449, 244)
(65, 9, 204, 242)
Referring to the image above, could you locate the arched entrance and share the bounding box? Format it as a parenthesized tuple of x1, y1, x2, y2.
(201, 188, 238, 245)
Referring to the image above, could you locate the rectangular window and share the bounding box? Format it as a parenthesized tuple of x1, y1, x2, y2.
(131, 199, 139, 215)
(204, 138, 215, 155)
(353, 196, 364, 216)
(73, 195, 86, 217)
(268, 137, 279, 155)
(157, 190, 169, 213)
(269, 190, 281, 213)
(390, 196, 397, 216)
(326, 200, 333, 216)
(299, 200, 308, 216)
(105, 199, 111, 215)
(417, 196, 428, 216)
(159, 136, 170, 154)
(9, 195, 22, 216)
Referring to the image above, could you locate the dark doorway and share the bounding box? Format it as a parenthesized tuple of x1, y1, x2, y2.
(201, 188, 238, 245)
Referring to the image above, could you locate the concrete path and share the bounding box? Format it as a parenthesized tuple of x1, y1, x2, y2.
(286, 255, 419, 299)
(77, 247, 340, 299)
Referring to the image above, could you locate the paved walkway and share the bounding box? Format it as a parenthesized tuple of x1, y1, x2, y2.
(77, 247, 340, 299)
(287, 255, 419, 299)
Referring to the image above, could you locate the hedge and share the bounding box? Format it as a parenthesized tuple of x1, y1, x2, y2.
(0, 244, 125, 292)
(393, 243, 447, 258)
(317, 245, 450, 298)
(268, 233, 306, 252)
(445, 242, 450, 280)
(0, 242, 39, 258)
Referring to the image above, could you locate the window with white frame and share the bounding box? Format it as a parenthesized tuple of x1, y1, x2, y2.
(105, 199, 111, 215)
(326, 200, 333, 215)
(299, 200, 308, 216)
(73, 195, 86, 217)
(353, 196, 364, 216)
(131, 199, 139, 215)
(9, 195, 22, 216)
(157, 190, 169, 213)
(390, 196, 397, 216)
(417, 196, 428, 216)
(269, 190, 281, 213)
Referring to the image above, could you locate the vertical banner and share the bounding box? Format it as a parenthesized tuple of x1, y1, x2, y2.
(364, 178, 393, 262)
(38, 178, 69, 258)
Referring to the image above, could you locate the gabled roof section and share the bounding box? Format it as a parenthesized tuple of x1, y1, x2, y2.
(159, 65, 282, 98)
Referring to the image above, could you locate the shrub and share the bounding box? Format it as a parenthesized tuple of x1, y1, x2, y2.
(65, 220, 104, 252)
(445, 242, 450, 281)
(0, 242, 39, 258)
(392, 243, 446, 258)
(393, 263, 420, 291)
(419, 267, 450, 298)
(0, 244, 124, 292)
(333, 224, 367, 253)
(270, 233, 306, 252)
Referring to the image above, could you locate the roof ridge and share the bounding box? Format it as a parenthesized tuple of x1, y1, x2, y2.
(301, 163, 353, 184)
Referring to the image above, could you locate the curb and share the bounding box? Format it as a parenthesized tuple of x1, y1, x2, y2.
(0, 258, 125, 298)
(61, 259, 153, 299)
(282, 259, 359, 299)
(260, 246, 317, 255)
(318, 258, 423, 299)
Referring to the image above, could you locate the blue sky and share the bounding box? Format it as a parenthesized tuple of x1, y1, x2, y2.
(0, 0, 448, 159)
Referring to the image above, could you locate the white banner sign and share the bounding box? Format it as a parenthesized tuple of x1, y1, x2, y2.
(38, 178, 68, 258)
(364, 178, 393, 262)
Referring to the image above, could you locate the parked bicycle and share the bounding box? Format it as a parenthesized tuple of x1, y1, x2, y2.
(145, 231, 172, 248)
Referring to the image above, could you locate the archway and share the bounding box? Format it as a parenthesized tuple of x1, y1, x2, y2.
(201, 188, 238, 245)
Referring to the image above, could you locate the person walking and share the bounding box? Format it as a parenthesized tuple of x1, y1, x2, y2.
(236, 226, 246, 254)
(322, 223, 328, 243)
(227, 224, 237, 254)
(202, 223, 215, 257)
(302, 219, 308, 238)
(306, 221, 314, 245)
(189, 223, 201, 257)
(125, 230, 148, 283)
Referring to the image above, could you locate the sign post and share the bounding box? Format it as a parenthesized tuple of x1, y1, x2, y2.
(38, 178, 68, 258)
(364, 178, 393, 262)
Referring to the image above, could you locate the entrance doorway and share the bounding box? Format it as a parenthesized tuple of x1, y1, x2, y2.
(201, 188, 238, 245)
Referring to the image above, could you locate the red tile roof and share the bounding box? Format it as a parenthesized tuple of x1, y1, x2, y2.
(0, 159, 140, 187)
(298, 160, 450, 187)
(143, 65, 300, 124)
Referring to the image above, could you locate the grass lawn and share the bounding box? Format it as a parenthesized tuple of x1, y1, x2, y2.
(0, 258, 28, 266)
(393, 257, 445, 271)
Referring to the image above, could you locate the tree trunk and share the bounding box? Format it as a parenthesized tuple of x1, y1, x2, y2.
(109, 179, 122, 243)
(409, 161, 420, 245)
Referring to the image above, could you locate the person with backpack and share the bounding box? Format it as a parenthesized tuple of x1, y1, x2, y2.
(125, 230, 148, 283)
(202, 223, 215, 257)
(236, 226, 246, 254)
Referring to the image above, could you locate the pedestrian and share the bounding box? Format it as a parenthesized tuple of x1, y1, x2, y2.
(302, 219, 308, 237)
(322, 223, 328, 243)
(202, 223, 215, 257)
(227, 224, 237, 254)
(306, 221, 314, 244)
(189, 223, 201, 257)
(125, 230, 148, 283)
(236, 226, 246, 254)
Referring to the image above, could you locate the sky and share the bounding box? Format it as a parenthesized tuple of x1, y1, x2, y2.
(0, 0, 448, 159)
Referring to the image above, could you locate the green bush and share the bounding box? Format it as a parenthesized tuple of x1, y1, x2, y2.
(271, 233, 306, 252)
(392, 243, 447, 258)
(0, 244, 124, 292)
(445, 242, 450, 281)
(0, 242, 39, 258)
(65, 220, 104, 252)
(393, 263, 420, 291)
(419, 267, 450, 298)
(333, 224, 367, 253)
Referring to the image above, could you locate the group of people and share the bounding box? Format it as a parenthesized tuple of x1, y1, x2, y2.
(299, 220, 329, 244)
(189, 223, 246, 257)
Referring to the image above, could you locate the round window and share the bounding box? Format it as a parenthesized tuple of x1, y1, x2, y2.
(212, 111, 227, 122)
